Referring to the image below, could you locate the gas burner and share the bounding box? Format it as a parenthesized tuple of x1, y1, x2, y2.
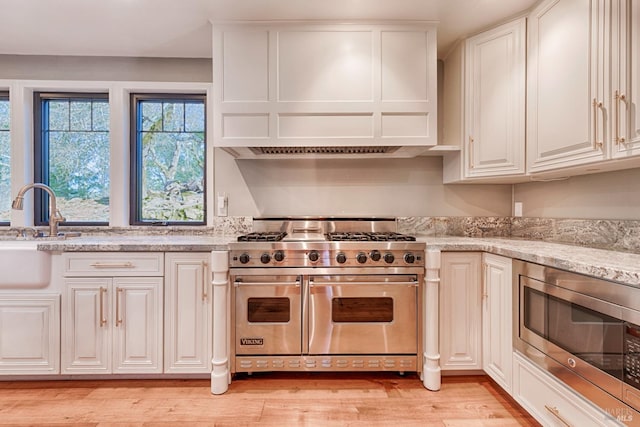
(237, 232, 287, 242)
(325, 232, 416, 242)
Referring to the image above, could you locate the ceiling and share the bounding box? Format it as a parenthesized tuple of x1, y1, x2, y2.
(0, 0, 538, 59)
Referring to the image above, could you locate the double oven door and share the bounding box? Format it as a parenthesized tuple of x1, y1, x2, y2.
(232, 270, 420, 358)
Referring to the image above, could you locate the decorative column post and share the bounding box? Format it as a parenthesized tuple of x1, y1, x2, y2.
(211, 250, 230, 394)
(423, 248, 441, 391)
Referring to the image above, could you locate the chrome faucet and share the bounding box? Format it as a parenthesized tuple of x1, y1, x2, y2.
(12, 183, 66, 237)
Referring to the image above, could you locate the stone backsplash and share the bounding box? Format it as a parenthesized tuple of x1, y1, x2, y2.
(398, 217, 640, 254)
(2, 215, 639, 254)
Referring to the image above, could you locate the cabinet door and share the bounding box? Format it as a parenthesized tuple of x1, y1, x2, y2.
(527, 0, 607, 172)
(611, 0, 640, 157)
(0, 295, 60, 374)
(440, 252, 482, 371)
(62, 278, 111, 374)
(164, 253, 212, 374)
(482, 254, 513, 393)
(112, 277, 163, 374)
(465, 18, 525, 178)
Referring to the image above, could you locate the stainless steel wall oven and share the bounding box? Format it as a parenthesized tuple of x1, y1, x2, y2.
(514, 260, 640, 424)
(229, 219, 424, 374)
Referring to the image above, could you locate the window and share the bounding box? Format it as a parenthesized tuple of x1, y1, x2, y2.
(0, 92, 10, 224)
(34, 93, 110, 225)
(130, 94, 206, 225)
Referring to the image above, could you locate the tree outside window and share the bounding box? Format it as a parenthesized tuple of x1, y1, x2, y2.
(131, 94, 206, 224)
(0, 93, 11, 224)
(35, 93, 110, 225)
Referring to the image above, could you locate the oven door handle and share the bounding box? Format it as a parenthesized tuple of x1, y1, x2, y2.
(234, 280, 301, 287)
(309, 280, 419, 287)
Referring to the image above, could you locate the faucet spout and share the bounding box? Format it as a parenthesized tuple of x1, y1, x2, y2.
(12, 183, 65, 237)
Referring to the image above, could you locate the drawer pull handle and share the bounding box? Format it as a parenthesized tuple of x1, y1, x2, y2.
(99, 287, 107, 327)
(90, 262, 134, 269)
(544, 405, 572, 427)
(202, 261, 209, 301)
(115, 287, 124, 327)
(615, 90, 627, 145)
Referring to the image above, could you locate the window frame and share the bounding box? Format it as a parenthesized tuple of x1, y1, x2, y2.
(34, 91, 110, 227)
(129, 93, 207, 226)
(0, 91, 9, 226)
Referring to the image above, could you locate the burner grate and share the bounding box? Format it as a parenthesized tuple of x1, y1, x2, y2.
(237, 232, 288, 242)
(325, 232, 416, 242)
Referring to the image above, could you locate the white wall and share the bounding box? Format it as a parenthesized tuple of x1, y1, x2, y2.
(214, 149, 513, 217)
(513, 168, 640, 220)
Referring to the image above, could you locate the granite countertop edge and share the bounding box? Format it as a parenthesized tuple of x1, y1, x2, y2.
(28, 234, 640, 287)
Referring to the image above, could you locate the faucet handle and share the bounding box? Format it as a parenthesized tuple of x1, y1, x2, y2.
(54, 210, 66, 223)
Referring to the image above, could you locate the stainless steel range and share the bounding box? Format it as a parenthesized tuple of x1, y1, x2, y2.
(228, 218, 425, 374)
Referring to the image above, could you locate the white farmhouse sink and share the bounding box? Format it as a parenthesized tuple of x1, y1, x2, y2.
(0, 240, 51, 288)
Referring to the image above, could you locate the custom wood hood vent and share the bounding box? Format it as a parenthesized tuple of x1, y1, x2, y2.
(212, 22, 438, 159)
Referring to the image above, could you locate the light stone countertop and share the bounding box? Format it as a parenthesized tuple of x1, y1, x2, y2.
(419, 236, 640, 287)
(31, 234, 640, 287)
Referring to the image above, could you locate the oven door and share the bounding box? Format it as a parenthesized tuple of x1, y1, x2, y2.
(308, 274, 418, 355)
(234, 274, 302, 356)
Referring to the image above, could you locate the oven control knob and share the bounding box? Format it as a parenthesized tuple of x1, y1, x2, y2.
(370, 250, 381, 262)
(336, 252, 347, 264)
(356, 252, 368, 264)
(384, 253, 395, 264)
(308, 250, 320, 262)
(239, 253, 251, 264)
(404, 253, 416, 264)
(260, 253, 271, 264)
(274, 250, 285, 262)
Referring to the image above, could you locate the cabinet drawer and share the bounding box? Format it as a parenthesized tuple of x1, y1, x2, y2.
(512, 352, 619, 426)
(63, 253, 164, 277)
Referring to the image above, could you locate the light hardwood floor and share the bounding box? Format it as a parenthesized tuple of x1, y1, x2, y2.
(0, 373, 539, 426)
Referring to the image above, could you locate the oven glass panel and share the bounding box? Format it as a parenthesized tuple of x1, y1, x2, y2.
(524, 286, 624, 378)
(331, 297, 393, 322)
(247, 298, 290, 323)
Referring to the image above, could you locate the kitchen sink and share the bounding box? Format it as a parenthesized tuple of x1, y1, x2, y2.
(0, 240, 51, 288)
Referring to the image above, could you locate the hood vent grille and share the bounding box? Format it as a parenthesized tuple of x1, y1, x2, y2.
(249, 146, 400, 155)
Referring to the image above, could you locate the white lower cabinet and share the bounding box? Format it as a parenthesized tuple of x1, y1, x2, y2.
(482, 253, 512, 393)
(513, 352, 622, 426)
(62, 277, 163, 374)
(440, 252, 482, 371)
(164, 253, 212, 374)
(0, 294, 60, 374)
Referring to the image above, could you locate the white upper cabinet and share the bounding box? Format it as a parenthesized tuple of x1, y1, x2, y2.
(212, 23, 437, 157)
(527, 0, 640, 175)
(443, 18, 525, 182)
(611, 0, 640, 158)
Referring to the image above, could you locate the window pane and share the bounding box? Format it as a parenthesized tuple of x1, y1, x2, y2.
(38, 94, 110, 224)
(48, 100, 69, 131)
(185, 102, 205, 132)
(0, 96, 9, 223)
(141, 102, 162, 131)
(133, 95, 205, 224)
(163, 102, 185, 132)
(70, 101, 92, 131)
(92, 101, 109, 131)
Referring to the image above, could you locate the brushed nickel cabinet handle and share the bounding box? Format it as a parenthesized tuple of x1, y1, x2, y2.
(592, 98, 603, 150)
(201, 261, 209, 301)
(115, 287, 123, 326)
(482, 264, 488, 299)
(615, 90, 627, 144)
(90, 262, 134, 269)
(468, 136, 474, 169)
(544, 405, 572, 427)
(99, 287, 107, 327)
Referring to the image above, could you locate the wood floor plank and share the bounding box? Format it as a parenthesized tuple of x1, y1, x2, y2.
(0, 373, 539, 426)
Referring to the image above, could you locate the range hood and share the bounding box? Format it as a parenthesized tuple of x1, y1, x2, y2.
(212, 22, 439, 159)
(219, 145, 435, 159)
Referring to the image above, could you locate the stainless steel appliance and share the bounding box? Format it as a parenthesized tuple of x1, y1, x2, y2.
(229, 218, 424, 374)
(514, 260, 640, 425)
